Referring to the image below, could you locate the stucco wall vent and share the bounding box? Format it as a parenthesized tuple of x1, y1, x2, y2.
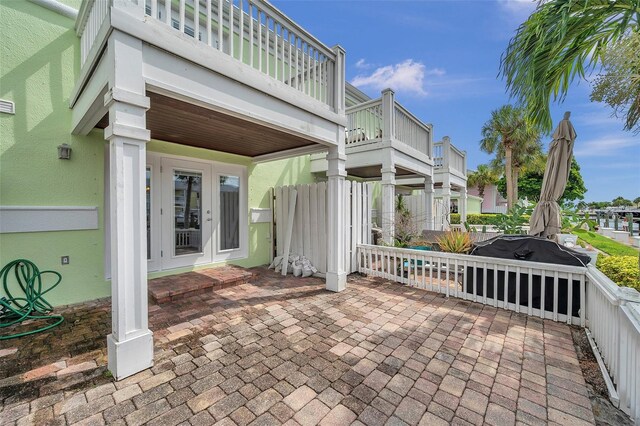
(0, 100, 15, 115)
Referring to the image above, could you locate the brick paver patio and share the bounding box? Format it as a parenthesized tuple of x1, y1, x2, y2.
(0, 268, 596, 425)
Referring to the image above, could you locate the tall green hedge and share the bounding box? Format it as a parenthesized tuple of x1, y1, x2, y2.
(450, 214, 500, 225)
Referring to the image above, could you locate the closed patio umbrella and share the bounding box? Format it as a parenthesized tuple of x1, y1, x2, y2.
(529, 112, 577, 238)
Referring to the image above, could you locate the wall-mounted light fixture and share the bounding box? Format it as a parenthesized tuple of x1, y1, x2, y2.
(57, 143, 72, 160)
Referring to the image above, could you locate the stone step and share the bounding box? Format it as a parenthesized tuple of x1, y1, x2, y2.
(148, 266, 254, 304)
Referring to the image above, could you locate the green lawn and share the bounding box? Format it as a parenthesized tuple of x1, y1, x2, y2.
(573, 229, 639, 257)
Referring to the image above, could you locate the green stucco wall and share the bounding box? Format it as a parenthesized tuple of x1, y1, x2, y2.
(0, 2, 317, 306)
(1, 1, 109, 306)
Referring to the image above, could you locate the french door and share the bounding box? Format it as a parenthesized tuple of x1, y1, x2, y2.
(160, 158, 213, 269)
(144, 153, 247, 273)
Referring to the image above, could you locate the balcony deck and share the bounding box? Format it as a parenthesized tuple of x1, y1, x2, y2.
(311, 90, 434, 179)
(433, 138, 467, 189)
(380, 138, 468, 192)
(71, 0, 346, 158)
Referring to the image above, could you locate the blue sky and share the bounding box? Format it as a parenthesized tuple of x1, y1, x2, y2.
(274, 0, 640, 202)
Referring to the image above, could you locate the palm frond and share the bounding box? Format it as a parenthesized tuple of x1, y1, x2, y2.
(500, 0, 640, 132)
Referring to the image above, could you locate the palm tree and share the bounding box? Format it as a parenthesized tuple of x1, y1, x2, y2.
(467, 164, 499, 199)
(500, 0, 640, 132)
(509, 137, 544, 202)
(480, 105, 541, 209)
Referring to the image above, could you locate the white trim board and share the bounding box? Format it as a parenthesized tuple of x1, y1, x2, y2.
(0, 206, 99, 233)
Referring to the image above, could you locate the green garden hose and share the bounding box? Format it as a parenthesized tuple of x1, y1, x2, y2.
(0, 259, 64, 340)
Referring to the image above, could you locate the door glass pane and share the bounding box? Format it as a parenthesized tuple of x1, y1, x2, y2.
(173, 170, 202, 255)
(220, 175, 240, 250)
(146, 167, 151, 260)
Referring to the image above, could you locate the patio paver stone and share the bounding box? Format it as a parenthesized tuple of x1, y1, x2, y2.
(0, 268, 598, 425)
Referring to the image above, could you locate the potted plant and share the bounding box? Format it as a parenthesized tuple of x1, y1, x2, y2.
(436, 230, 473, 254)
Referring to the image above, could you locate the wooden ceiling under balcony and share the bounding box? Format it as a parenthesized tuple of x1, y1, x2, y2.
(96, 92, 316, 157)
(347, 166, 415, 179)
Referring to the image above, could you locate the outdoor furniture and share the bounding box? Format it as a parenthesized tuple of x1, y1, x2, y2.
(465, 235, 591, 317)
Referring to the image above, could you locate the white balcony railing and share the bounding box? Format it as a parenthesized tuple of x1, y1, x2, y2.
(175, 228, 201, 248)
(357, 244, 640, 423)
(345, 90, 431, 156)
(434, 137, 466, 177)
(76, 0, 341, 110)
(394, 102, 430, 156)
(345, 99, 383, 144)
(77, 0, 112, 65)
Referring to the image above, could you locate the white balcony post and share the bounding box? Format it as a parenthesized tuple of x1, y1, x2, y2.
(441, 175, 451, 231)
(105, 31, 153, 380)
(442, 136, 451, 170)
(381, 159, 396, 245)
(462, 149, 468, 175)
(460, 187, 468, 226)
(424, 176, 434, 231)
(331, 45, 346, 116)
(326, 143, 347, 292)
(426, 124, 433, 158)
(381, 88, 395, 140)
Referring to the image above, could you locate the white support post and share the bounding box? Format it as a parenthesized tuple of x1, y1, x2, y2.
(326, 144, 347, 292)
(442, 136, 451, 171)
(381, 88, 395, 140)
(424, 176, 434, 231)
(441, 175, 451, 231)
(331, 45, 346, 116)
(381, 164, 396, 245)
(105, 31, 153, 381)
(460, 187, 468, 226)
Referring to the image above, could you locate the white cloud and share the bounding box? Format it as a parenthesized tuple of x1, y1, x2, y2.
(573, 135, 639, 157)
(498, 0, 537, 20)
(355, 59, 371, 70)
(351, 60, 439, 96)
(494, 0, 538, 35)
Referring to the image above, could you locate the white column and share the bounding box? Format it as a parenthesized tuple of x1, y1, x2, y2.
(381, 167, 396, 245)
(441, 176, 451, 231)
(331, 45, 346, 116)
(442, 136, 451, 169)
(460, 187, 468, 225)
(381, 88, 395, 140)
(326, 145, 347, 292)
(105, 31, 153, 380)
(424, 176, 434, 231)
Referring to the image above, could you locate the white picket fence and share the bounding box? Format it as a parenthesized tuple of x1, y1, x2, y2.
(274, 182, 372, 274)
(356, 244, 640, 422)
(585, 266, 640, 422)
(357, 244, 586, 325)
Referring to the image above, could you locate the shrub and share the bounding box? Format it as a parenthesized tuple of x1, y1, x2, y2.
(596, 256, 640, 290)
(436, 230, 473, 254)
(450, 214, 500, 225)
(394, 195, 420, 248)
(494, 204, 532, 235)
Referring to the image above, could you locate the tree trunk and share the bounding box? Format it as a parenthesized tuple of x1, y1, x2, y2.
(505, 145, 514, 209)
(512, 167, 519, 204)
(479, 185, 485, 199)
